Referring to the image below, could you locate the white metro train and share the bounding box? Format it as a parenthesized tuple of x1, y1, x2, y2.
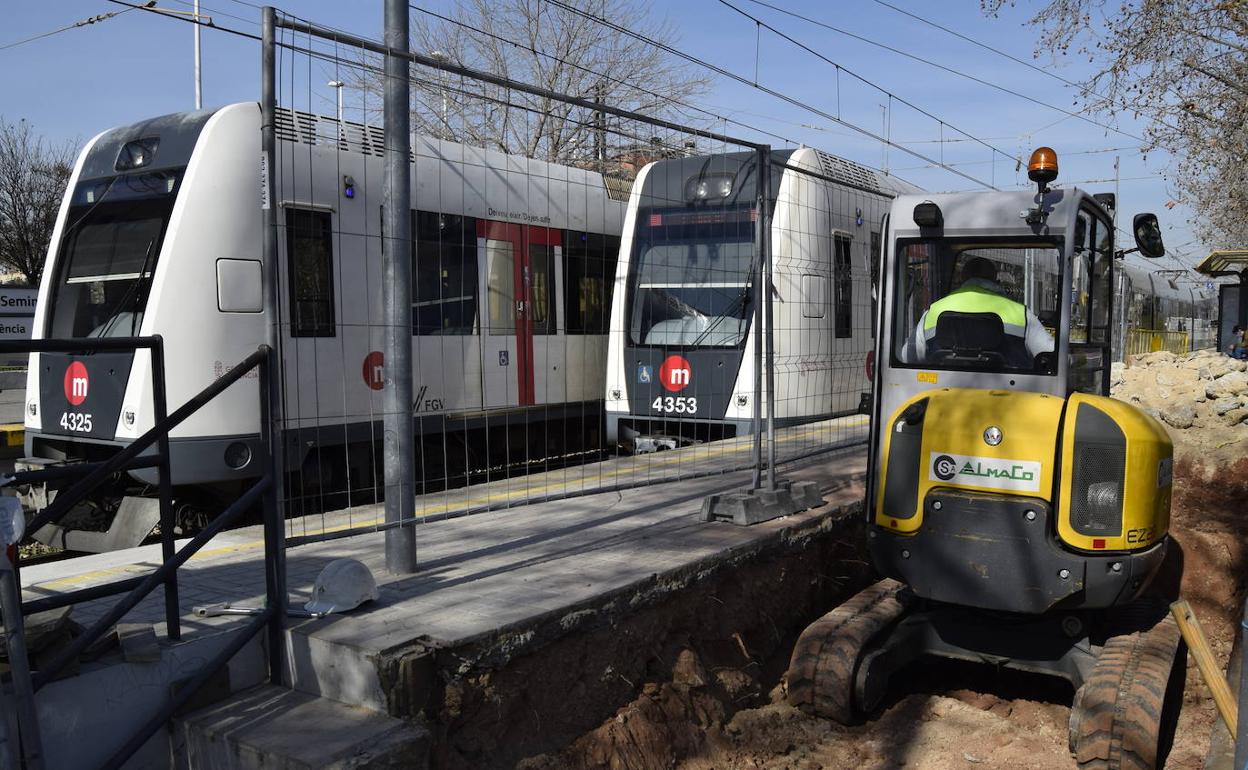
(604, 148, 922, 452)
(24, 102, 624, 544)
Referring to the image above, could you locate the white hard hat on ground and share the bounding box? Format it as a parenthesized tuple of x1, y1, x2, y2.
(304, 558, 379, 616)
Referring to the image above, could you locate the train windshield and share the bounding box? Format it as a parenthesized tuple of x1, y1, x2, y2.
(628, 207, 755, 348)
(893, 239, 1062, 373)
(47, 170, 182, 338)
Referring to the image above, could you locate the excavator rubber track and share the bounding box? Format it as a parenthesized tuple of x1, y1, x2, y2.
(785, 578, 906, 724)
(1069, 603, 1186, 770)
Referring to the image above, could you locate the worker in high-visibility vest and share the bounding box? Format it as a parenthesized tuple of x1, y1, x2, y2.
(903, 257, 1054, 366)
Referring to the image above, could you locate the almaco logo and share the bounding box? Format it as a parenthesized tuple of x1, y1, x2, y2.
(928, 451, 1042, 493)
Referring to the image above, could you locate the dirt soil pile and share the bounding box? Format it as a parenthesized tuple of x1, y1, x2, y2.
(1111, 349, 1248, 466)
(522, 359, 1248, 770)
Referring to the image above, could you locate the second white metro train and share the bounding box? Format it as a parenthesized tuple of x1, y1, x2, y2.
(604, 148, 922, 452)
(24, 102, 624, 541)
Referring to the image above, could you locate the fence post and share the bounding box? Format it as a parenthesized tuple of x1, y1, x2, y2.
(261, 6, 288, 683)
(148, 340, 179, 641)
(758, 145, 777, 490)
(750, 148, 771, 490)
(382, 0, 417, 573)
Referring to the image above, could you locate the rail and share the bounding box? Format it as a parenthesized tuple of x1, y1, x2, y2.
(1125, 328, 1190, 356)
(0, 338, 284, 770)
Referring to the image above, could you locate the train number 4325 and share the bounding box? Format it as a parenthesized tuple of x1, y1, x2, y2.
(651, 396, 697, 414)
(59, 412, 93, 433)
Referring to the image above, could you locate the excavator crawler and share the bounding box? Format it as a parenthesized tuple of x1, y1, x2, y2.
(787, 148, 1186, 769)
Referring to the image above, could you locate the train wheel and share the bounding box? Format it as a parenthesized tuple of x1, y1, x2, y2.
(785, 578, 906, 724)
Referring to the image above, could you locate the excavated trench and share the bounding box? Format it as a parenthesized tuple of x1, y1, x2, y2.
(406, 504, 874, 770)
(509, 352, 1248, 770)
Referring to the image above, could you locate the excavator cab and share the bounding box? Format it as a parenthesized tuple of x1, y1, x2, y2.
(788, 149, 1186, 770)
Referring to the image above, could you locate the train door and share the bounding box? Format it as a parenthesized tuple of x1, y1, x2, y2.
(479, 221, 560, 408)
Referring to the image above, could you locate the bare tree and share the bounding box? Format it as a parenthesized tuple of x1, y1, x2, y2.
(0, 118, 74, 285)
(982, 1, 1248, 249)
(348, 0, 709, 167)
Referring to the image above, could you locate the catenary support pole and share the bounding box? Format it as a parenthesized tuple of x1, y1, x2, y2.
(193, 0, 202, 109)
(260, 5, 288, 674)
(759, 145, 777, 489)
(383, 0, 416, 573)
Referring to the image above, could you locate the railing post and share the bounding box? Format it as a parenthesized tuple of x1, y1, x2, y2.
(0, 553, 43, 769)
(261, 7, 287, 685)
(149, 339, 180, 641)
(258, 345, 286, 685)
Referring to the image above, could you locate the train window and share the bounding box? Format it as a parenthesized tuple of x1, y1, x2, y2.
(833, 235, 852, 338)
(564, 232, 618, 334)
(485, 239, 516, 335)
(627, 206, 755, 348)
(801, 274, 826, 318)
(48, 169, 180, 338)
(286, 208, 336, 337)
(412, 211, 478, 335)
(529, 244, 555, 335)
(893, 239, 1060, 373)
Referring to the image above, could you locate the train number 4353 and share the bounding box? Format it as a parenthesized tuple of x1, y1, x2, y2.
(59, 412, 93, 433)
(651, 396, 697, 414)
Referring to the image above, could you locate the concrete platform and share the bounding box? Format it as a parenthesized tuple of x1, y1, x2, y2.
(18, 429, 869, 769)
(176, 685, 430, 769)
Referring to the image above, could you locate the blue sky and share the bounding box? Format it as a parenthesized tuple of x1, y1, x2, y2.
(0, 0, 1210, 277)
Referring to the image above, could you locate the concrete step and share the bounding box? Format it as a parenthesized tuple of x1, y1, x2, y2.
(174, 684, 430, 770)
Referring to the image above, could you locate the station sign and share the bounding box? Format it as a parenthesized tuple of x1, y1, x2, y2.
(0, 288, 36, 367)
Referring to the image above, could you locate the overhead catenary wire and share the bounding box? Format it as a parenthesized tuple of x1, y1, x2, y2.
(729, 0, 1146, 144)
(0, 2, 155, 52)
(541, 0, 1003, 190)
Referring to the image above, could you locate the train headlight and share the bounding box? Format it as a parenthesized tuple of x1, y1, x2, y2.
(694, 180, 710, 199)
(224, 441, 252, 470)
(123, 410, 136, 427)
(610, 389, 622, 400)
(736, 394, 748, 407)
(26, 401, 36, 417)
(716, 177, 732, 197)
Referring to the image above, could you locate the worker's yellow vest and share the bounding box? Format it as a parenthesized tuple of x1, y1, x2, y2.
(923, 285, 1026, 336)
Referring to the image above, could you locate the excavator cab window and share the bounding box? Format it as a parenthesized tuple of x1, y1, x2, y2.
(893, 238, 1061, 374)
(1068, 207, 1114, 395)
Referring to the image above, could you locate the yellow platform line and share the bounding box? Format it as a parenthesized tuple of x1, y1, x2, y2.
(0, 423, 24, 448)
(31, 419, 867, 591)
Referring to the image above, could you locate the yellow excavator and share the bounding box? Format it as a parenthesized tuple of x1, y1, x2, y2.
(788, 148, 1185, 770)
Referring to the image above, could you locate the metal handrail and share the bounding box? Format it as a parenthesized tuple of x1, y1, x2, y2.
(0, 340, 285, 770)
(31, 477, 271, 690)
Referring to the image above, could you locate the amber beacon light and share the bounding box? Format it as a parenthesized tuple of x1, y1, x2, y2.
(1027, 146, 1059, 192)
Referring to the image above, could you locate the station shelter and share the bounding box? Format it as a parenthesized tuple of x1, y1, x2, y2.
(1195, 250, 1248, 353)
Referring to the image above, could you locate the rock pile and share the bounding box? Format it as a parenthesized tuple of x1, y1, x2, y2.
(1111, 349, 1248, 464)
